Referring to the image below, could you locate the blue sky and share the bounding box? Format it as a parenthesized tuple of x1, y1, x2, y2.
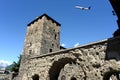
(0, 0, 118, 66)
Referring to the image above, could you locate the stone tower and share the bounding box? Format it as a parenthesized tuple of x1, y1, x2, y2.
(23, 13, 61, 56)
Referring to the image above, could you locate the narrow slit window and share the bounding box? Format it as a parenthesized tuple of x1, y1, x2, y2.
(29, 50, 32, 54)
(49, 49, 52, 52)
(55, 34, 57, 40)
(52, 44, 54, 47)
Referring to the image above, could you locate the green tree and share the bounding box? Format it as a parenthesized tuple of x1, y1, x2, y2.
(10, 55, 22, 73)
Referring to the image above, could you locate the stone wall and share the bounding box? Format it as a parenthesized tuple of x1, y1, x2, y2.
(17, 37, 120, 80)
(0, 74, 13, 80)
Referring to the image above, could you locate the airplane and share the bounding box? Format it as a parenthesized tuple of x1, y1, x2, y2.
(75, 6, 91, 10)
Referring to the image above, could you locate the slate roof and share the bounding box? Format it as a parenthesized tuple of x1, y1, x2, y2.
(27, 13, 61, 26)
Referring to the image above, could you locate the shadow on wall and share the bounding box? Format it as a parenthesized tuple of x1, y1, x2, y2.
(103, 71, 120, 80)
(105, 37, 120, 80)
(49, 58, 76, 80)
(105, 37, 120, 60)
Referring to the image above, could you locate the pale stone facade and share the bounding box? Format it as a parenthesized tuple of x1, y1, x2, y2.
(17, 14, 120, 80)
(23, 14, 60, 56)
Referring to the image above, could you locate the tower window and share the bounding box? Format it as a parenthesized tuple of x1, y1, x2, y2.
(49, 49, 52, 52)
(30, 42, 32, 46)
(52, 44, 54, 47)
(55, 34, 57, 40)
(29, 50, 32, 54)
(58, 32, 60, 36)
(35, 28, 37, 32)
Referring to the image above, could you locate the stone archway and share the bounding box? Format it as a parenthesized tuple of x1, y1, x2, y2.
(58, 62, 85, 80)
(103, 71, 120, 80)
(49, 58, 76, 80)
(71, 77, 77, 80)
(60, 75, 66, 80)
(32, 74, 39, 80)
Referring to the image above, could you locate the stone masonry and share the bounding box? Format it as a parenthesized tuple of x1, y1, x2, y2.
(17, 14, 120, 80)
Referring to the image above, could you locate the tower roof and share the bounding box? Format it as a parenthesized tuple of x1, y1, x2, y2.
(27, 13, 61, 26)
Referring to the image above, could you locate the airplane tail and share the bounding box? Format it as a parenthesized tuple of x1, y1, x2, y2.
(88, 6, 91, 10)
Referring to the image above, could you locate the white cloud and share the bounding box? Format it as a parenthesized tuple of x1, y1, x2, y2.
(0, 60, 11, 67)
(61, 43, 66, 47)
(74, 42, 79, 47)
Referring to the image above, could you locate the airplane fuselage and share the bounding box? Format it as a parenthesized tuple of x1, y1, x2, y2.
(75, 6, 90, 10)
